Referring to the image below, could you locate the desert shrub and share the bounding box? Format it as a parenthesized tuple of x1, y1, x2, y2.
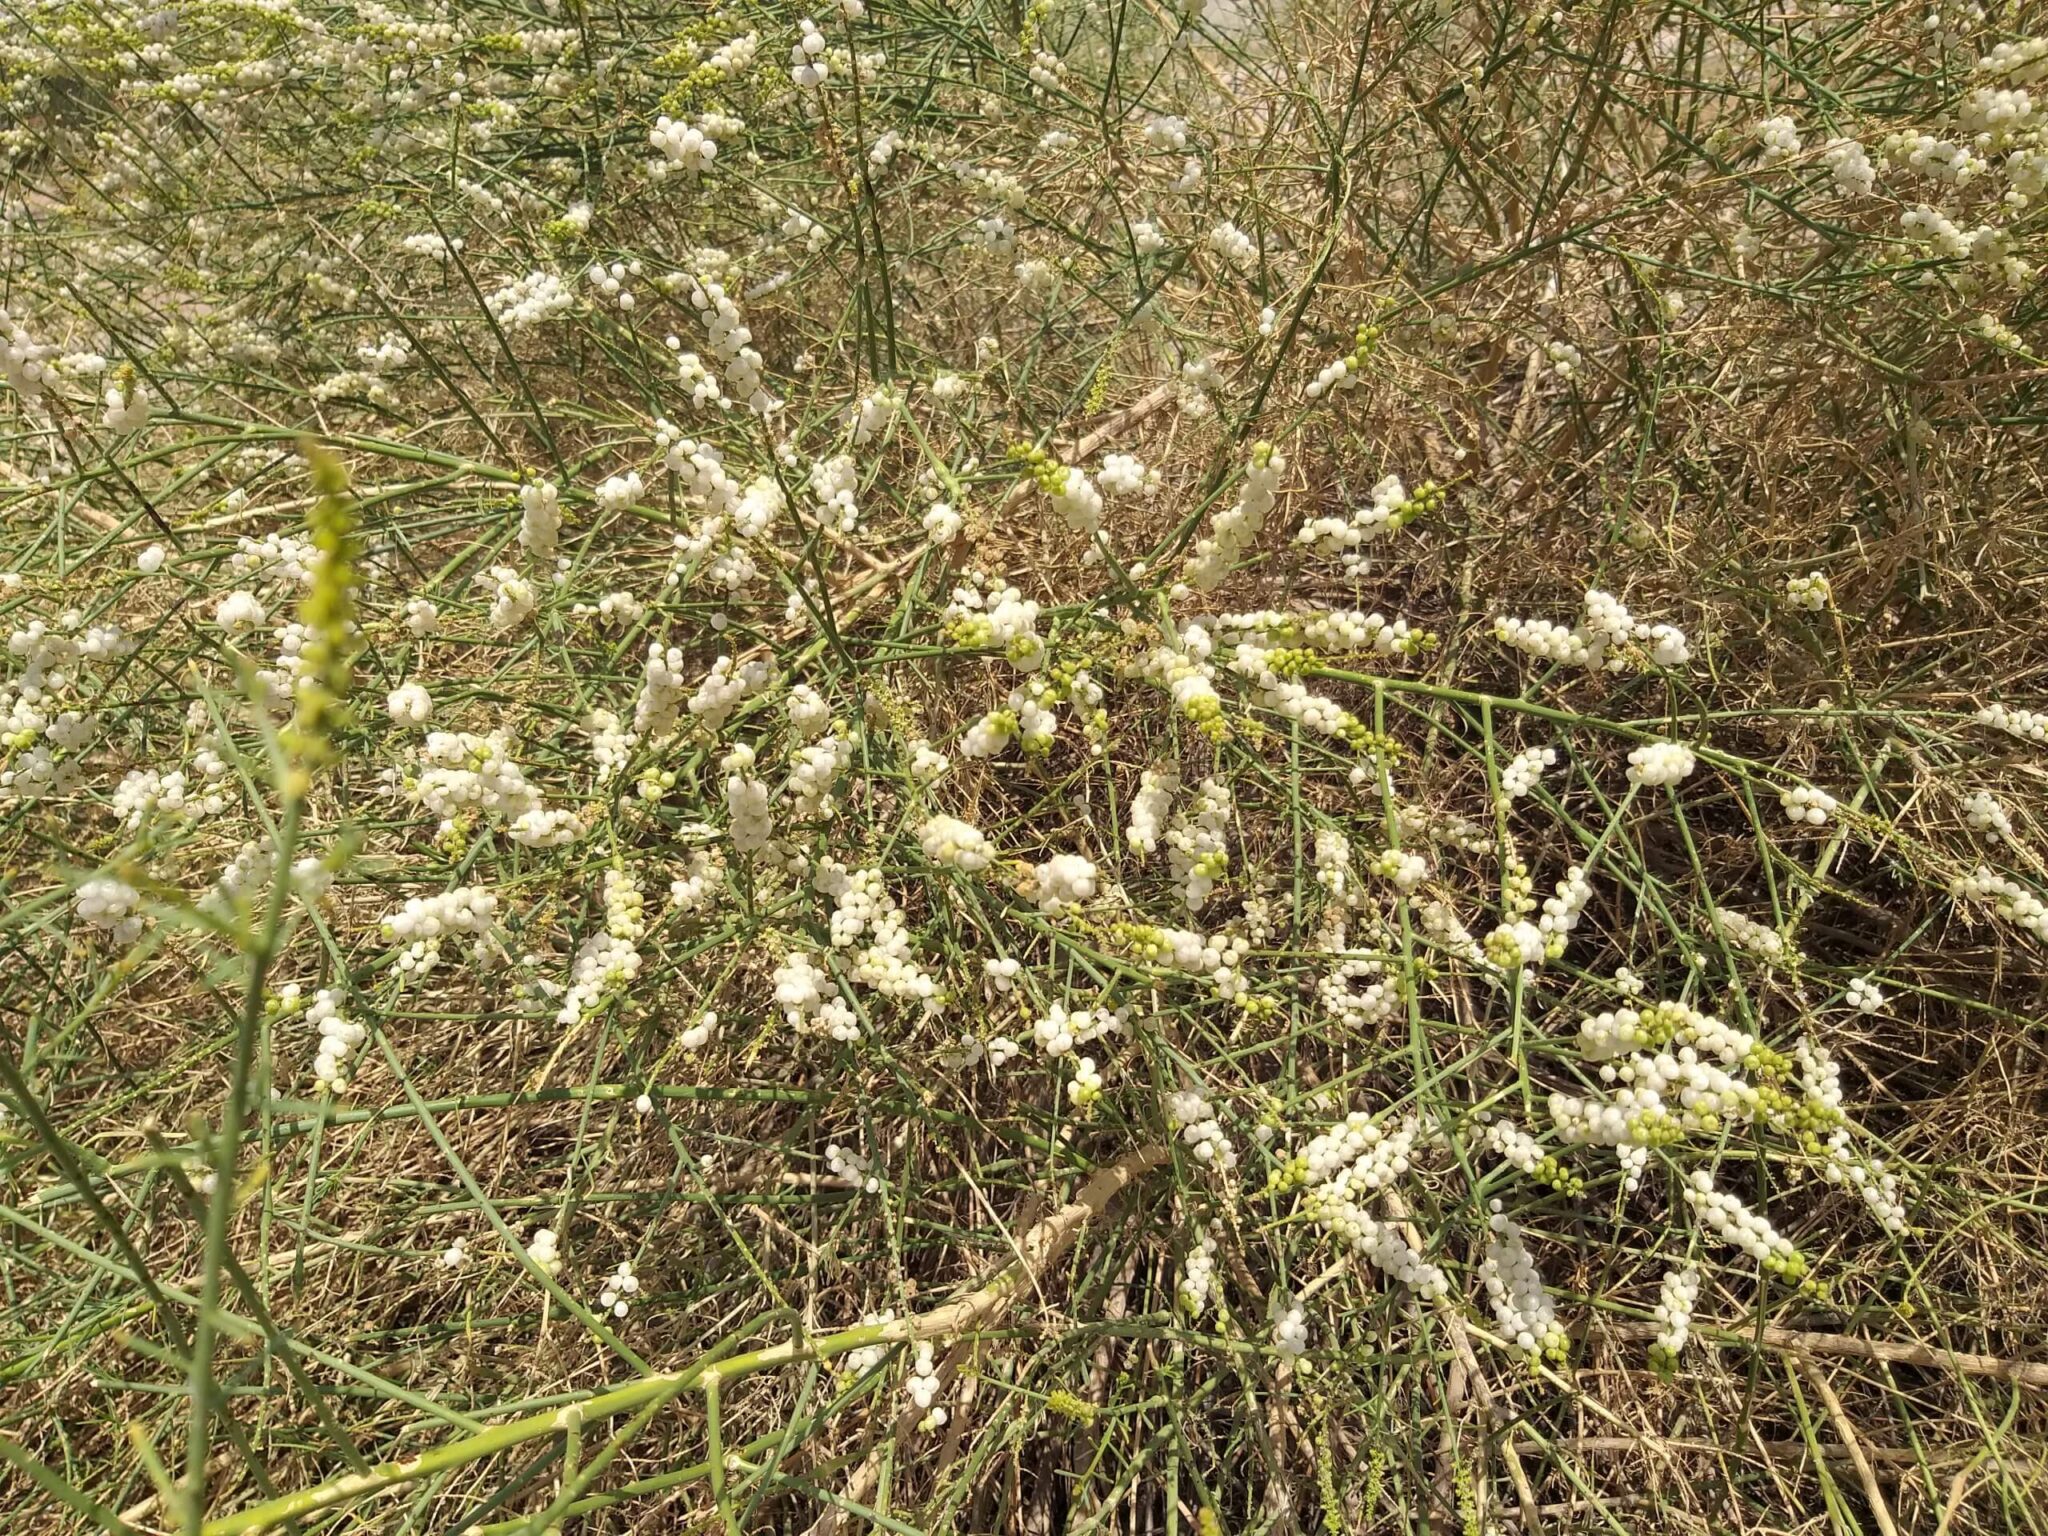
(2, 1, 2046, 1532)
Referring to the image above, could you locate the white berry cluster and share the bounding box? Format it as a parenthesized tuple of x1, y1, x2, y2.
(1627, 740, 1697, 787)
(826, 1142, 883, 1194)
(1166, 1090, 1237, 1171)
(1033, 852, 1099, 914)
(1952, 866, 2048, 939)
(380, 886, 500, 980)
(1207, 220, 1257, 270)
(1538, 865, 1593, 953)
(483, 271, 573, 331)
(518, 479, 562, 554)
(525, 1226, 564, 1279)
(817, 860, 939, 1004)
(598, 1261, 641, 1318)
(1824, 138, 1876, 195)
(1977, 702, 2048, 743)
(1756, 114, 1803, 164)
(721, 744, 774, 851)
(1649, 1265, 1701, 1367)
(1965, 789, 2014, 842)
(1480, 1114, 1584, 1197)
(1293, 474, 1433, 576)
(1213, 607, 1428, 659)
(774, 949, 860, 1042)
(1178, 1221, 1220, 1317)
(552, 869, 646, 1028)
(649, 114, 719, 174)
(386, 682, 432, 726)
(1481, 1208, 1568, 1363)
(1779, 784, 1837, 826)
(1031, 1000, 1125, 1058)
(1495, 588, 1690, 673)
(688, 654, 774, 732)
(1819, 1127, 1908, 1234)
(918, 813, 995, 873)
(1183, 444, 1283, 592)
(476, 566, 537, 631)
(113, 767, 226, 828)
(1040, 462, 1104, 537)
(1317, 956, 1397, 1030)
(306, 988, 366, 1093)
(1499, 745, 1558, 799)
(1684, 1171, 1808, 1282)
(784, 732, 853, 818)
(1312, 828, 1353, 904)
(1294, 1163, 1458, 1302)
(1271, 1304, 1309, 1360)
(1369, 846, 1429, 893)
(1127, 767, 1177, 855)
(1164, 778, 1232, 910)
(904, 1341, 946, 1428)
(1713, 907, 1789, 963)
(945, 574, 1043, 671)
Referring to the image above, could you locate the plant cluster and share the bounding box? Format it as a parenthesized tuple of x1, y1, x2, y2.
(2, 0, 2046, 1532)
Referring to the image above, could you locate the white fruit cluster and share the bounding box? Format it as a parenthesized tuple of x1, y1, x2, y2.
(1272, 1305, 1309, 1359)
(1317, 957, 1397, 1030)
(476, 566, 537, 631)
(1033, 853, 1098, 913)
(1714, 908, 1788, 962)
(721, 744, 774, 851)
(1127, 768, 1177, 855)
(1499, 745, 1557, 799)
(1165, 778, 1231, 911)
(1627, 741, 1697, 787)
(380, 886, 500, 980)
(1977, 702, 2048, 743)
(1480, 1209, 1568, 1363)
(553, 869, 646, 1028)
(1779, 784, 1836, 826)
(1756, 114, 1802, 164)
(307, 988, 366, 1093)
(484, 271, 573, 331)
(1649, 1265, 1701, 1366)
(1952, 866, 2048, 939)
(784, 733, 852, 818)
(1370, 846, 1429, 892)
(1184, 445, 1282, 592)
(597, 1261, 641, 1318)
(1178, 1222, 1220, 1317)
(1495, 588, 1689, 672)
(525, 1226, 563, 1279)
(1030, 1000, 1125, 1059)
(1965, 790, 2014, 842)
(1166, 1090, 1237, 1171)
(904, 1341, 945, 1427)
(386, 682, 432, 726)
(1313, 828, 1353, 903)
(773, 950, 860, 1042)
(1041, 463, 1104, 536)
(918, 814, 995, 873)
(1293, 474, 1427, 576)
(1684, 1171, 1808, 1281)
(817, 860, 938, 1004)
(826, 1142, 883, 1194)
